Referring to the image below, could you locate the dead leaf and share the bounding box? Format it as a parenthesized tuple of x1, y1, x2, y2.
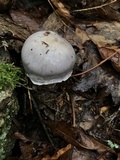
(50, 0, 72, 19)
(44, 120, 112, 153)
(10, 9, 40, 33)
(57, 2, 71, 18)
(50, 0, 120, 22)
(99, 47, 120, 72)
(75, 28, 90, 44)
(118, 153, 120, 160)
(72, 147, 97, 160)
(73, 41, 120, 105)
(89, 35, 113, 47)
(75, 21, 120, 72)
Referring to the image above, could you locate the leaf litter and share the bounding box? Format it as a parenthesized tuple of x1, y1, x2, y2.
(1, 0, 120, 159)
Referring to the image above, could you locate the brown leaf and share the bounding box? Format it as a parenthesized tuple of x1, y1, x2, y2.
(99, 47, 120, 72)
(73, 41, 120, 105)
(10, 9, 40, 33)
(76, 21, 120, 72)
(57, 2, 72, 18)
(20, 141, 54, 160)
(72, 147, 97, 160)
(75, 28, 90, 44)
(50, 0, 73, 19)
(13, 132, 54, 160)
(50, 0, 120, 22)
(44, 120, 112, 153)
(89, 34, 113, 47)
(118, 153, 120, 160)
(13, 132, 31, 143)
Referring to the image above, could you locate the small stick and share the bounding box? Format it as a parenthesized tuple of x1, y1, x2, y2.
(72, 0, 116, 12)
(72, 49, 120, 77)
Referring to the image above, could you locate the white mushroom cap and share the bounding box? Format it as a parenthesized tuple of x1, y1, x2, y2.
(21, 31, 76, 85)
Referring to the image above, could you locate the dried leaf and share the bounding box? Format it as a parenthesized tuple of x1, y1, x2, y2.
(50, 0, 72, 19)
(10, 9, 40, 33)
(44, 120, 112, 153)
(75, 28, 90, 44)
(118, 153, 120, 160)
(57, 2, 71, 18)
(75, 21, 120, 72)
(73, 41, 120, 105)
(99, 47, 120, 72)
(14, 132, 31, 143)
(89, 35, 113, 47)
(50, 0, 120, 22)
(72, 147, 97, 160)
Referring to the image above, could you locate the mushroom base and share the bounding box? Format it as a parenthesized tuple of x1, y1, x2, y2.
(27, 71, 72, 85)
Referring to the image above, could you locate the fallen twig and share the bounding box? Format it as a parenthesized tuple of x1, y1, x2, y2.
(72, 49, 120, 77)
(72, 0, 116, 12)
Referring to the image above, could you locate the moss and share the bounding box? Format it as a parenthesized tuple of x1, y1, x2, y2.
(0, 62, 25, 91)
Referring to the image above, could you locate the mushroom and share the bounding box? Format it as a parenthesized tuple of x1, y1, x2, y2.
(21, 31, 76, 85)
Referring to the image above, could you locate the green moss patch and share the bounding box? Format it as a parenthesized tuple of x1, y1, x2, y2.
(0, 63, 25, 91)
